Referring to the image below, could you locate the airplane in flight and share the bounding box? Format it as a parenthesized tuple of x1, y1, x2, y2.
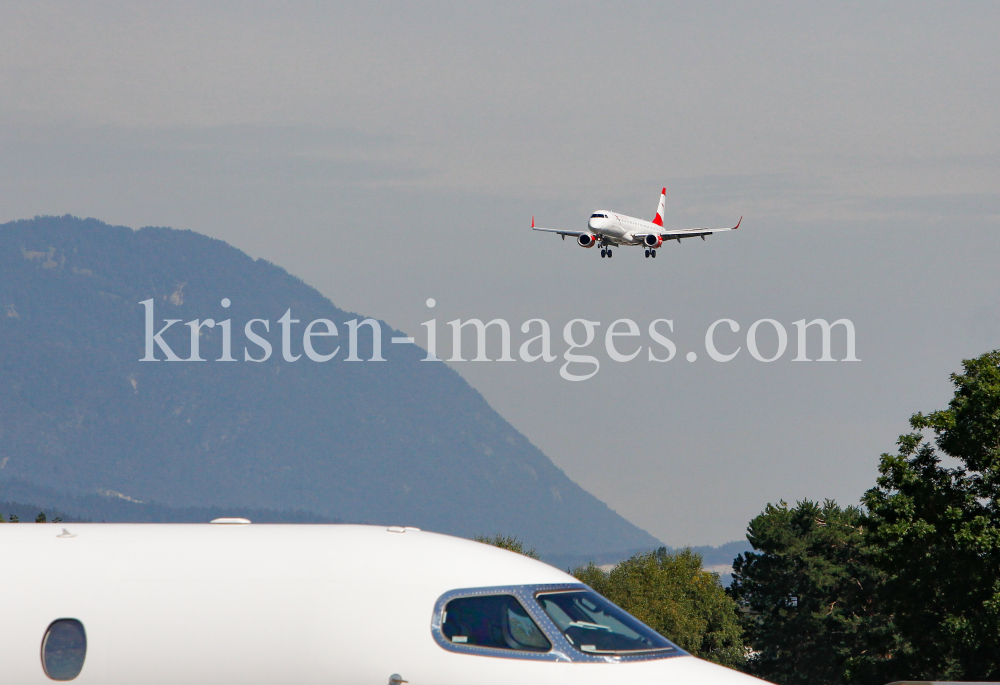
(4, 521, 771, 685)
(533, 188, 741, 258)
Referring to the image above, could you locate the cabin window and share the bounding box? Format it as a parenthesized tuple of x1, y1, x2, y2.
(41, 619, 87, 681)
(535, 590, 675, 655)
(442, 594, 551, 652)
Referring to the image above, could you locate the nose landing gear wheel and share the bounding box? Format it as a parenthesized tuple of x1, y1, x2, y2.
(652, 250, 656, 258)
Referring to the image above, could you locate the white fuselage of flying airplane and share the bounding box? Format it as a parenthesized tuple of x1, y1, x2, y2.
(3, 522, 772, 685)
(532, 188, 741, 259)
(587, 211, 659, 245)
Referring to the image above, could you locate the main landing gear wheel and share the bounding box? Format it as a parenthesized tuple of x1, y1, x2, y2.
(600, 249, 606, 258)
(645, 249, 650, 258)
(651, 249, 656, 258)
(607, 249, 613, 258)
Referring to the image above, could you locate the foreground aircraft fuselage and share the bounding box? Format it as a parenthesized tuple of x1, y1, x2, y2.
(3, 523, 769, 685)
(533, 188, 741, 258)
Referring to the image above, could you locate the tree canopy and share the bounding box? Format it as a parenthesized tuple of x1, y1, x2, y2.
(473, 533, 541, 559)
(862, 350, 1000, 680)
(730, 500, 891, 685)
(731, 350, 1000, 685)
(575, 548, 745, 668)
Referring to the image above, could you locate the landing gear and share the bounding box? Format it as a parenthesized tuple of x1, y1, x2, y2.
(645, 249, 650, 258)
(651, 249, 656, 258)
(607, 249, 613, 258)
(601, 249, 607, 258)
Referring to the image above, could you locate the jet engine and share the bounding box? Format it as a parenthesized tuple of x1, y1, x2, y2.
(644, 234, 663, 248)
(577, 234, 598, 248)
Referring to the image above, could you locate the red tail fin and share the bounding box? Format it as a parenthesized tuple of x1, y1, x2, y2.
(652, 188, 666, 226)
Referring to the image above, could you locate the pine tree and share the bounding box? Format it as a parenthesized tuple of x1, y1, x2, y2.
(729, 499, 890, 685)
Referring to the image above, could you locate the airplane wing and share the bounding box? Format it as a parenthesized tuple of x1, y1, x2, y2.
(531, 216, 587, 238)
(532, 226, 587, 237)
(637, 217, 742, 242)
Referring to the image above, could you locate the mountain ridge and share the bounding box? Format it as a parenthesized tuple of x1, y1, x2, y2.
(0, 214, 661, 558)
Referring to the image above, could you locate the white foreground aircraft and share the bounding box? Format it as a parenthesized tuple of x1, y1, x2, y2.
(4, 522, 772, 685)
(533, 188, 741, 258)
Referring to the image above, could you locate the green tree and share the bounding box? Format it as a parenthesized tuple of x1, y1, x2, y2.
(35, 511, 47, 523)
(729, 500, 891, 685)
(863, 350, 1000, 680)
(474, 533, 540, 559)
(574, 548, 745, 668)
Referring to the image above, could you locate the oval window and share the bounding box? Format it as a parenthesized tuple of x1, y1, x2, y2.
(41, 619, 87, 681)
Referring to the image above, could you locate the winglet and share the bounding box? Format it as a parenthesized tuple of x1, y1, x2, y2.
(733, 216, 742, 230)
(531, 215, 534, 228)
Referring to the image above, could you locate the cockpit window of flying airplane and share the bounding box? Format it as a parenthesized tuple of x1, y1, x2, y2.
(442, 595, 551, 652)
(535, 590, 675, 655)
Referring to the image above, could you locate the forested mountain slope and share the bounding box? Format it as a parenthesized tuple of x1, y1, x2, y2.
(0, 215, 660, 558)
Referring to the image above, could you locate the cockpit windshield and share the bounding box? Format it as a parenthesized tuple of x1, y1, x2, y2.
(442, 594, 551, 652)
(590, 213, 608, 219)
(535, 590, 676, 655)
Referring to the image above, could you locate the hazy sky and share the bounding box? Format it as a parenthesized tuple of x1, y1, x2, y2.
(2, 2, 998, 544)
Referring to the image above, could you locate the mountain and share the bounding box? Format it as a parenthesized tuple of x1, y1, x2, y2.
(0, 477, 336, 524)
(0, 215, 661, 559)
